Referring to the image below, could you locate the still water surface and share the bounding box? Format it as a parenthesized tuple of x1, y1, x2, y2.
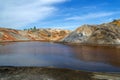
(0, 42, 120, 72)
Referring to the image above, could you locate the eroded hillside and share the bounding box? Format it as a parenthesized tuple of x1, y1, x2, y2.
(0, 28, 70, 42)
(0, 28, 29, 41)
(1, 19, 120, 44)
(62, 19, 120, 44)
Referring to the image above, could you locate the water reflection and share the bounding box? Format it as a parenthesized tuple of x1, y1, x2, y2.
(0, 42, 120, 72)
(70, 45, 120, 67)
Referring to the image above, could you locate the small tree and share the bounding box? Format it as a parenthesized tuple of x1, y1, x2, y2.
(113, 19, 117, 22)
(33, 26, 36, 30)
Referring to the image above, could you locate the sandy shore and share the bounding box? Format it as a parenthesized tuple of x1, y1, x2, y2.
(0, 67, 120, 80)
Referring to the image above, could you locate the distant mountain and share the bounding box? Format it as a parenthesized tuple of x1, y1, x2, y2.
(0, 28, 70, 42)
(61, 19, 120, 44)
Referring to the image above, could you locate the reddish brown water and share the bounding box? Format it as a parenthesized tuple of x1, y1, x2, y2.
(0, 42, 120, 72)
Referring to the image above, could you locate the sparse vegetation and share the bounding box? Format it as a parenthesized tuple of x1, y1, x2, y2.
(23, 26, 39, 32)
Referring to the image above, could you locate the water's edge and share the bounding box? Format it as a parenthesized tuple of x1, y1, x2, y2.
(0, 41, 120, 72)
(0, 67, 120, 80)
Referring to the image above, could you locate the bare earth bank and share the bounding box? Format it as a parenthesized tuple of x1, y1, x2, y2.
(0, 67, 120, 80)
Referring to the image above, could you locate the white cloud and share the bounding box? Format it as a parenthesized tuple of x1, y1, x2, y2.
(65, 12, 120, 21)
(0, 0, 66, 28)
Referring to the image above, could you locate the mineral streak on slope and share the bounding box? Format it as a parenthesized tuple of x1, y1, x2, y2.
(1, 19, 120, 44)
(0, 28, 70, 42)
(62, 19, 120, 44)
(0, 28, 29, 41)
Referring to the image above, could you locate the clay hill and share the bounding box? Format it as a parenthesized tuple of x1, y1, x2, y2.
(0, 28, 70, 42)
(0, 19, 120, 44)
(61, 19, 120, 44)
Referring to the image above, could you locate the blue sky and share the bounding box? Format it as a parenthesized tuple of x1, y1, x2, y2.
(0, 0, 120, 30)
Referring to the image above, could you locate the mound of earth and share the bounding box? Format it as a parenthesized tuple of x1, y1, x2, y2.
(0, 28, 70, 42)
(62, 19, 120, 44)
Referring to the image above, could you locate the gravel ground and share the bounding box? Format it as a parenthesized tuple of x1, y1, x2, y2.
(0, 67, 120, 80)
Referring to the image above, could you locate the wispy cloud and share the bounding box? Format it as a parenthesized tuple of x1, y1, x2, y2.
(82, 6, 97, 9)
(82, 2, 108, 10)
(51, 25, 78, 30)
(65, 12, 120, 21)
(0, 0, 67, 28)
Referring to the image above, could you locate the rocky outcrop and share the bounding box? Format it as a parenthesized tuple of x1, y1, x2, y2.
(61, 25, 96, 43)
(1, 19, 120, 44)
(88, 24, 120, 44)
(62, 20, 120, 44)
(0, 28, 70, 42)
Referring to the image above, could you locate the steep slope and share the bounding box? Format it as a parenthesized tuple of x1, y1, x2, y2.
(61, 25, 96, 43)
(62, 20, 120, 44)
(0, 28, 70, 42)
(19, 28, 70, 41)
(0, 28, 30, 41)
(88, 23, 120, 44)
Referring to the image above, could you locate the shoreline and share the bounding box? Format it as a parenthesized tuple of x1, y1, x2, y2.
(0, 40, 120, 48)
(0, 67, 119, 80)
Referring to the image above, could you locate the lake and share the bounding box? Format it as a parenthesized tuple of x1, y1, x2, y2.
(0, 42, 120, 72)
